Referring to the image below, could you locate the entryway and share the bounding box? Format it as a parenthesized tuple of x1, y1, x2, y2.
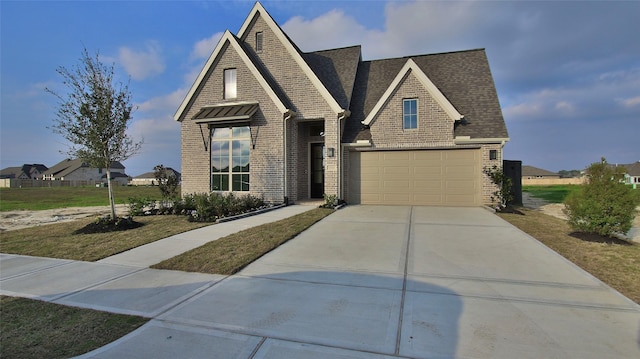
(310, 143, 324, 198)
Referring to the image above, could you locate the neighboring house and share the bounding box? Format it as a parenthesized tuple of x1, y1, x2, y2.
(175, 2, 509, 206)
(42, 159, 129, 186)
(619, 162, 640, 189)
(0, 164, 48, 179)
(522, 166, 560, 180)
(130, 168, 181, 186)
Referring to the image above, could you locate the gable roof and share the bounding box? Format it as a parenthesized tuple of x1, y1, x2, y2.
(236, 2, 347, 115)
(134, 168, 181, 179)
(174, 30, 290, 122)
(43, 159, 124, 178)
(622, 162, 640, 176)
(0, 164, 48, 179)
(522, 165, 558, 177)
(343, 48, 508, 143)
(362, 59, 463, 126)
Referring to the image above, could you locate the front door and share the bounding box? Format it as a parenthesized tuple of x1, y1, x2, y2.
(310, 143, 324, 198)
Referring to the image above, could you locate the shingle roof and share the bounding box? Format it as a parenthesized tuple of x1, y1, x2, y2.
(304, 46, 362, 110)
(343, 49, 508, 143)
(522, 165, 558, 177)
(134, 168, 181, 179)
(43, 159, 125, 178)
(621, 162, 640, 176)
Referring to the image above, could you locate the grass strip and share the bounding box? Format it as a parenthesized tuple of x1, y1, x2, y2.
(498, 208, 640, 304)
(522, 185, 582, 204)
(0, 216, 210, 261)
(0, 186, 163, 211)
(0, 296, 148, 359)
(153, 208, 334, 275)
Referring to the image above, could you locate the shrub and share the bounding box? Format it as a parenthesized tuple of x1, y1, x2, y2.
(563, 158, 639, 237)
(127, 196, 155, 216)
(483, 165, 513, 211)
(188, 192, 266, 222)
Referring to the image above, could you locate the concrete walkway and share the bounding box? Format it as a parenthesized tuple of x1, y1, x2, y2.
(1, 205, 639, 358)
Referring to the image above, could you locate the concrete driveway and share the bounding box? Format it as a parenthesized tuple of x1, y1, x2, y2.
(70, 205, 639, 359)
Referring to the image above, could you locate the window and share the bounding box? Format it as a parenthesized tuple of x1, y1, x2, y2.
(224, 68, 237, 99)
(211, 126, 250, 192)
(489, 149, 498, 160)
(255, 32, 263, 51)
(403, 99, 418, 129)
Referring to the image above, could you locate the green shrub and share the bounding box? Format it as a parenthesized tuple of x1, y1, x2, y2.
(483, 165, 513, 210)
(127, 196, 155, 216)
(563, 158, 639, 237)
(188, 192, 266, 222)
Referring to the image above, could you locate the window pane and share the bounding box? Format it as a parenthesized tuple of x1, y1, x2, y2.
(232, 126, 250, 138)
(212, 174, 229, 191)
(211, 141, 229, 172)
(403, 99, 417, 129)
(224, 69, 237, 99)
(212, 127, 230, 139)
(256, 32, 263, 51)
(232, 174, 250, 191)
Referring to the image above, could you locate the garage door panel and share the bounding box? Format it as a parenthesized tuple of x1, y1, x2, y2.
(349, 149, 481, 206)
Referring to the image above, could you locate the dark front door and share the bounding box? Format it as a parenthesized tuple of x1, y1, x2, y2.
(310, 143, 324, 198)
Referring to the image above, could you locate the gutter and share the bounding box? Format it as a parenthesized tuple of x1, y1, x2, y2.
(282, 110, 295, 204)
(336, 110, 350, 200)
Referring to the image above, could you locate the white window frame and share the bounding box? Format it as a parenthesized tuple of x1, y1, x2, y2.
(255, 31, 263, 52)
(403, 98, 418, 130)
(211, 126, 250, 192)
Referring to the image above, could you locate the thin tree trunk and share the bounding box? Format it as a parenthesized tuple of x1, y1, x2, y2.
(106, 168, 116, 219)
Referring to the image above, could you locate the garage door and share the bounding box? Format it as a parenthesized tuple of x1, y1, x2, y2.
(348, 149, 481, 206)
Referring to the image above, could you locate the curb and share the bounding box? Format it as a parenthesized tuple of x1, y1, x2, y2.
(215, 203, 287, 224)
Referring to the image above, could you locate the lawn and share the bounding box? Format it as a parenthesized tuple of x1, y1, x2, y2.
(0, 295, 148, 359)
(0, 215, 210, 261)
(0, 186, 164, 211)
(522, 184, 582, 203)
(153, 208, 334, 274)
(498, 208, 640, 304)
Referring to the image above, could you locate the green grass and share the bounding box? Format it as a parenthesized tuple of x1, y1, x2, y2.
(0, 215, 210, 261)
(0, 295, 148, 359)
(522, 184, 582, 203)
(153, 208, 334, 274)
(0, 186, 165, 211)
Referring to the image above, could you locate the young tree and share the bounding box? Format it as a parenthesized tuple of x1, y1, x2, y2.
(563, 158, 639, 237)
(47, 48, 142, 219)
(154, 164, 180, 203)
(483, 165, 513, 211)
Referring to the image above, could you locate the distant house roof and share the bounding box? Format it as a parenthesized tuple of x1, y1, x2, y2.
(43, 159, 125, 178)
(134, 167, 181, 179)
(0, 164, 48, 179)
(620, 161, 640, 176)
(522, 165, 559, 177)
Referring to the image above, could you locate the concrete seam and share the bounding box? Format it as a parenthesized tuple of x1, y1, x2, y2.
(248, 337, 267, 359)
(395, 206, 412, 355)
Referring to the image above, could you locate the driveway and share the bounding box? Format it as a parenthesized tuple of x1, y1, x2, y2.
(68, 205, 639, 359)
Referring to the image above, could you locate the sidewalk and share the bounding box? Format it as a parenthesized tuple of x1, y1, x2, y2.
(0, 204, 316, 319)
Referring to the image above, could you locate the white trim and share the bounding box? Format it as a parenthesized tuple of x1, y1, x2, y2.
(454, 137, 510, 145)
(362, 59, 463, 126)
(237, 2, 344, 114)
(174, 30, 288, 121)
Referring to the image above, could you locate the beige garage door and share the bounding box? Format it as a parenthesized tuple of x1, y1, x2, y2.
(349, 149, 481, 206)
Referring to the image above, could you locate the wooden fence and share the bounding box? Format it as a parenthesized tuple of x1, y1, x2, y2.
(0, 179, 118, 188)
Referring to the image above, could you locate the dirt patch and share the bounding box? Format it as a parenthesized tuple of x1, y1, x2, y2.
(0, 205, 129, 232)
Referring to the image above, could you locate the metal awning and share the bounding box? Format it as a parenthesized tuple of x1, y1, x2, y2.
(192, 102, 259, 126)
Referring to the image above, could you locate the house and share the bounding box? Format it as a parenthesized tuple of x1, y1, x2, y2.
(619, 162, 640, 189)
(130, 168, 181, 186)
(0, 164, 48, 179)
(42, 159, 129, 186)
(175, 2, 509, 206)
(522, 165, 560, 180)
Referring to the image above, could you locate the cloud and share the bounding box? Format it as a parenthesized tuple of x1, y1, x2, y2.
(618, 96, 640, 108)
(191, 32, 224, 60)
(118, 41, 165, 80)
(137, 88, 187, 114)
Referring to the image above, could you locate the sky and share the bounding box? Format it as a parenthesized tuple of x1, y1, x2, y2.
(1, 0, 638, 176)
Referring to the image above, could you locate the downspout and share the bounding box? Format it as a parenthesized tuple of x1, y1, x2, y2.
(283, 111, 293, 204)
(337, 110, 349, 200)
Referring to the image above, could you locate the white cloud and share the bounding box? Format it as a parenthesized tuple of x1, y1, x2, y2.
(118, 41, 165, 80)
(191, 32, 224, 60)
(618, 96, 640, 108)
(137, 88, 188, 114)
